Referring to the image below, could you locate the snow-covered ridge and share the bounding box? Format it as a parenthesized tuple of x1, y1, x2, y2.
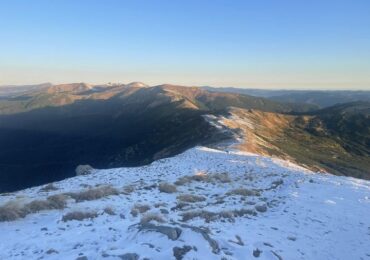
(0, 147, 369, 260)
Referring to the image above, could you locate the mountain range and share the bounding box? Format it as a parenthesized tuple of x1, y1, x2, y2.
(0, 83, 369, 192)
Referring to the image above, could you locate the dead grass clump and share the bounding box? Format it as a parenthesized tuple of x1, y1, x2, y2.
(24, 194, 68, 213)
(227, 188, 260, 197)
(191, 173, 209, 182)
(67, 185, 119, 202)
(140, 212, 165, 224)
(177, 194, 206, 203)
(46, 194, 68, 209)
(175, 172, 231, 186)
(175, 173, 208, 186)
(131, 204, 150, 217)
(174, 176, 191, 186)
(103, 207, 116, 215)
(154, 202, 168, 208)
(158, 182, 177, 193)
(0, 194, 68, 222)
(212, 173, 232, 183)
(232, 208, 257, 217)
(122, 185, 135, 194)
(62, 211, 98, 222)
(0, 201, 27, 222)
(39, 183, 58, 192)
(171, 202, 190, 211)
(181, 208, 256, 223)
(181, 210, 217, 222)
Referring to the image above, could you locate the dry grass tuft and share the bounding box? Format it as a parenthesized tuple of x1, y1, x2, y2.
(175, 172, 231, 186)
(154, 202, 168, 208)
(212, 173, 232, 183)
(103, 207, 116, 215)
(39, 183, 58, 192)
(0, 194, 68, 222)
(177, 194, 206, 203)
(140, 212, 165, 224)
(181, 210, 217, 222)
(62, 211, 98, 222)
(226, 188, 260, 197)
(122, 185, 135, 194)
(158, 182, 177, 193)
(67, 185, 119, 202)
(0, 201, 27, 222)
(131, 204, 150, 217)
(181, 208, 256, 223)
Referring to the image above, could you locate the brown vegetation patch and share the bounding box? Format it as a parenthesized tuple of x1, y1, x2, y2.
(177, 194, 206, 203)
(226, 188, 260, 197)
(158, 182, 177, 193)
(66, 185, 119, 202)
(62, 211, 98, 222)
(140, 212, 166, 224)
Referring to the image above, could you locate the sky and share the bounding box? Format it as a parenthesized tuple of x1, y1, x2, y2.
(0, 0, 370, 89)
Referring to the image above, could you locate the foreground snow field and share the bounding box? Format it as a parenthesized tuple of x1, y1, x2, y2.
(0, 146, 369, 260)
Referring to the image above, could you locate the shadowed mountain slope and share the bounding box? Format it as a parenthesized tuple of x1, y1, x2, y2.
(0, 83, 368, 192)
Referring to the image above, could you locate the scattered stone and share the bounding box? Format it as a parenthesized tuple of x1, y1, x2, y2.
(255, 203, 268, 213)
(160, 208, 169, 214)
(118, 253, 139, 260)
(173, 245, 192, 260)
(75, 256, 88, 260)
(46, 249, 58, 254)
(253, 248, 262, 257)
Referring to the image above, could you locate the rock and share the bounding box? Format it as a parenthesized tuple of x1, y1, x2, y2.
(139, 223, 182, 240)
(160, 208, 169, 214)
(253, 248, 262, 257)
(75, 256, 88, 260)
(118, 253, 139, 260)
(173, 245, 192, 260)
(75, 165, 94, 176)
(255, 203, 268, 213)
(46, 249, 58, 254)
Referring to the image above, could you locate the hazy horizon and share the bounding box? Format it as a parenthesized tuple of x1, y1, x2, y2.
(1, 0, 370, 90)
(1, 81, 369, 91)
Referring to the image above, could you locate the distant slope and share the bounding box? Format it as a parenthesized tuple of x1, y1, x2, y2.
(218, 102, 370, 179)
(0, 83, 313, 115)
(203, 86, 370, 108)
(0, 83, 368, 192)
(0, 83, 52, 96)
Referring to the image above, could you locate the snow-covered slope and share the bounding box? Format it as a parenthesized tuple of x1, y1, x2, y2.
(0, 147, 369, 260)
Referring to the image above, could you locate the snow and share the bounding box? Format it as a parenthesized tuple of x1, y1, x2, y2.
(0, 146, 369, 260)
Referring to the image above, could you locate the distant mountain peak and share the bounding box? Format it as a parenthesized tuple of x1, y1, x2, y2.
(126, 82, 149, 88)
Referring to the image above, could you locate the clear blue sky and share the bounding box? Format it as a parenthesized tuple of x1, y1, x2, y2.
(1, 0, 369, 89)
